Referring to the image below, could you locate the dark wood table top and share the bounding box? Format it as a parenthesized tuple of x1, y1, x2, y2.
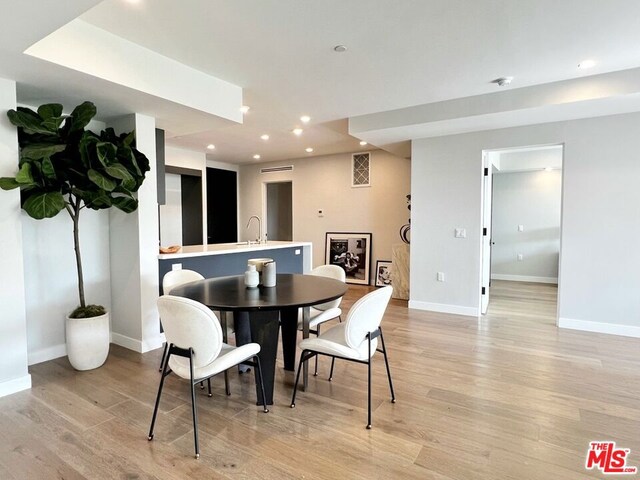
(168, 273, 347, 311)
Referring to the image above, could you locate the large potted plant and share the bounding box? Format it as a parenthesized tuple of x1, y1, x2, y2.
(0, 101, 150, 370)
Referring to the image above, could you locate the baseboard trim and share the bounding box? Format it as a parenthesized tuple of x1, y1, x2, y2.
(28, 344, 67, 366)
(409, 300, 479, 317)
(111, 332, 165, 353)
(0, 374, 32, 398)
(559, 317, 640, 338)
(491, 274, 558, 284)
(111, 332, 143, 353)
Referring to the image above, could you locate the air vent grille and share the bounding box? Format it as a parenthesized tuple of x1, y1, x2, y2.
(260, 165, 293, 174)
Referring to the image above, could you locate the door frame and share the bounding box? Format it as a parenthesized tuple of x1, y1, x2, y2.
(262, 180, 294, 241)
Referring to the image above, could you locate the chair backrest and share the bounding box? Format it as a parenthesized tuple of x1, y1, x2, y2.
(162, 269, 204, 294)
(310, 264, 346, 310)
(344, 286, 392, 349)
(157, 295, 223, 368)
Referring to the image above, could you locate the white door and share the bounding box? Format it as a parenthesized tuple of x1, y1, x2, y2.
(481, 153, 493, 314)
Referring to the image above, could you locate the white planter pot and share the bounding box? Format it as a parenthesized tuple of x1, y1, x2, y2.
(65, 311, 110, 371)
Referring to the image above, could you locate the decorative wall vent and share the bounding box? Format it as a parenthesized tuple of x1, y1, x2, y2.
(260, 165, 293, 174)
(352, 152, 370, 187)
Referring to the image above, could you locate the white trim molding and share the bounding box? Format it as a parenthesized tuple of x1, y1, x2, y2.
(28, 344, 67, 366)
(111, 332, 165, 353)
(409, 300, 479, 317)
(0, 374, 32, 398)
(491, 274, 558, 284)
(559, 317, 640, 338)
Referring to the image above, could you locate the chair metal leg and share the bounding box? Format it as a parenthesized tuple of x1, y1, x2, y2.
(189, 350, 200, 459)
(148, 346, 170, 441)
(207, 378, 212, 397)
(253, 356, 270, 413)
(200, 381, 205, 389)
(338, 315, 342, 323)
(366, 334, 372, 429)
(314, 325, 320, 376)
(379, 327, 396, 403)
(290, 350, 312, 408)
(328, 357, 335, 381)
(158, 342, 167, 372)
(224, 370, 231, 396)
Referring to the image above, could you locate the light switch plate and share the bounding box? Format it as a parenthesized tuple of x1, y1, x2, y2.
(518, 225, 524, 232)
(517, 254, 523, 261)
(455, 228, 467, 238)
(172, 263, 182, 271)
(437, 272, 445, 282)
(295, 249, 301, 255)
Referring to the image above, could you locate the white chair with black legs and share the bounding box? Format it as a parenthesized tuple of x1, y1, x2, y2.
(160, 269, 205, 371)
(290, 286, 395, 429)
(149, 295, 269, 459)
(297, 264, 346, 376)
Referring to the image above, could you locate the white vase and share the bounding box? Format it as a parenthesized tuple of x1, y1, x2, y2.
(65, 311, 110, 371)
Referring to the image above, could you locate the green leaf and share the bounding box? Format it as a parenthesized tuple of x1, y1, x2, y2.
(88, 169, 116, 191)
(42, 157, 56, 179)
(15, 163, 34, 184)
(37, 104, 63, 119)
(21, 143, 66, 160)
(123, 130, 135, 147)
(69, 101, 97, 132)
(78, 132, 98, 168)
(83, 191, 112, 209)
(41, 116, 65, 132)
(104, 163, 134, 181)
(22, 191, 65, 219)
(0, 177, 20, 190)
(96, 142, 117, 166)
(112, 196, 138, 213)
(7, 108, 54, 135)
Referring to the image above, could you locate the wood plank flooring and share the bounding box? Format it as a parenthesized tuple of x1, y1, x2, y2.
(1, 281, 640, 479)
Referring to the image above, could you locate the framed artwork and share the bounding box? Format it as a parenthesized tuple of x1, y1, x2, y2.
(375, 260, 392, 287)
(325, 232, 372, 285)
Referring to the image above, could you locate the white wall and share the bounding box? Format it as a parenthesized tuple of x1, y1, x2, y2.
(0, 78, 30, 397)
(491, 170, 561, 283)
(239, 150, 411, 283)
(411, 112, 640, 337)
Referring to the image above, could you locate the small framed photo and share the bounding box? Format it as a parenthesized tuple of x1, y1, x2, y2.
(375, 260, 392, 287)
(325, 232, 372, 285)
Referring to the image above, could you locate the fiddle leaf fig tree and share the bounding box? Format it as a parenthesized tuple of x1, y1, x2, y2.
(0, 101, 150, 318)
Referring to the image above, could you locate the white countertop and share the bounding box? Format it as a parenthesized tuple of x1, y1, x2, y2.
(158, 241, 312, 260)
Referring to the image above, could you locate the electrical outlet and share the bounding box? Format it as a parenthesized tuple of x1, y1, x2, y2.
(295, 249, 301, 255)
(454, 228, 467, 238)
(437, 272, 445, 282)
(172, 263, 182, 271)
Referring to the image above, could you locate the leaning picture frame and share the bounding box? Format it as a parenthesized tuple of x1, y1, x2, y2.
(325, 232, 372, 285)
(375, 260, 392, 287)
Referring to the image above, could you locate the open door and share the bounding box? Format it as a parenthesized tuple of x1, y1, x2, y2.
(481, 152, 493, 314)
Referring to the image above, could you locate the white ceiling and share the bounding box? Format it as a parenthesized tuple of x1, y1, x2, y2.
(4, 1, 640, 163)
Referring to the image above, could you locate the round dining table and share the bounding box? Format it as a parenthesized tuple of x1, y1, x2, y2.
(168, 273, 347, 405)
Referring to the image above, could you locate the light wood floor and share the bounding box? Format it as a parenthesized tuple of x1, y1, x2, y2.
(2, 283, 640, 479)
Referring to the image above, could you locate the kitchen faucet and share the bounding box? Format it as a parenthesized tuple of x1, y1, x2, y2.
(246, 215, 263, 244)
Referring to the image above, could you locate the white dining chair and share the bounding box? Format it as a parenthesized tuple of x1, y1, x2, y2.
(290, 286, 395, 429)
(297, 264, 346, 375)
(149, 295, 269, 458)
(160, 269, 205, 371)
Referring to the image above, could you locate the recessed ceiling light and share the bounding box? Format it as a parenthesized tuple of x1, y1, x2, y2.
(578, 59, 596, 69)
(240, 105, 250, 114)
(544, 167, 553, 171)
(207, 144, 216, 150)
(334, 45, 347, 53)
(253, 154, 261, 160)
(292, 128, 303, 136)
(305, 147, 314, 153)
(300, 115, 311, 123)
(260, 134, 270, 140)
(359, 141, 368, 146)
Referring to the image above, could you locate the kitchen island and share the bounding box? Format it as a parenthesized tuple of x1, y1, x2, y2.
(158, 241, 313, 289)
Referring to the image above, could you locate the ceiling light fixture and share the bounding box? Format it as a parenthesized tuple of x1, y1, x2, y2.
(334, 45, 347, 53)
(260, 134, 270, 140)
(359, 141, 368, 146)
(305, 147, 314, 153)
(207, 144, 216, 150)
(253, 154, 261, 160)
(492, 76, 514, 87)
(300, 115, 311, 123)
(240, 105, 250, 114)
(544, 167, 553, 171)
(578, 59, 596, 69)
(292, 128, 303, 136)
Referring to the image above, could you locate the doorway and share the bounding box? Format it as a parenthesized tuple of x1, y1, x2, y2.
(481, 145, 563, 322)
(264, 181, 293, 241)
